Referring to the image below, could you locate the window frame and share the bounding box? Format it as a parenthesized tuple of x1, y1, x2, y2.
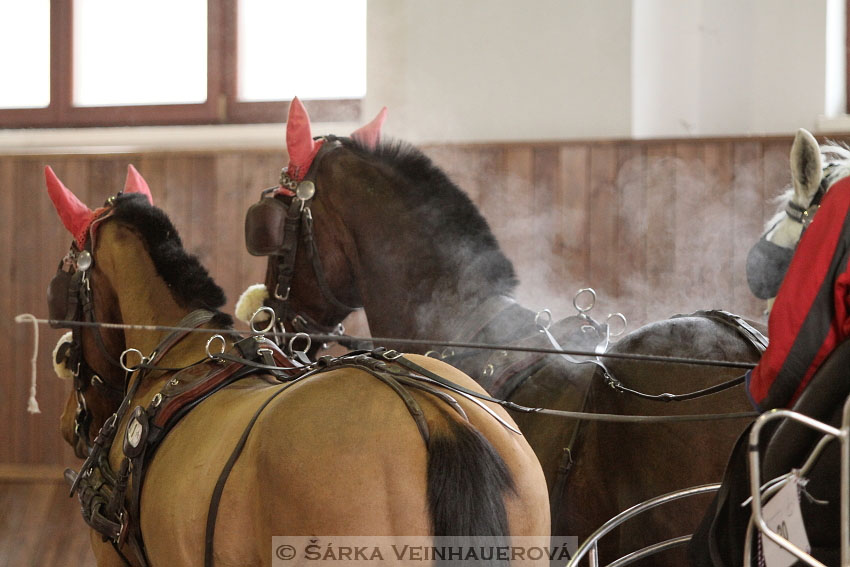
(0, 0, 359, 128)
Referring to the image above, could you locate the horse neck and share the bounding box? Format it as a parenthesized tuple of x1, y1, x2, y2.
(319, 148, 518, 346)
(346, 213, 512, 343)
(93, 223, 207, 371)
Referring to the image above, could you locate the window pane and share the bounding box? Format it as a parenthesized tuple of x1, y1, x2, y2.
(0, 0, 50, 108)
(73, 0, 207, 106)
(238, 0, 366, 101)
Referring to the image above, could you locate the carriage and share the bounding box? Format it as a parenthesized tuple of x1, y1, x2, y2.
(36, 98, 849, 566)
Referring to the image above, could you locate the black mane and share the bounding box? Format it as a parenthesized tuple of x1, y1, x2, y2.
(108, 193, 233, 325)
(343, 137, 519, 294)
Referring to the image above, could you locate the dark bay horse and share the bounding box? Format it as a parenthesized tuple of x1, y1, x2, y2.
(239, 99, 764, 565)
(45, 165, 550, 566)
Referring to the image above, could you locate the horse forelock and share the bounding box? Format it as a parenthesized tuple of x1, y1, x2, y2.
(107, 193, 232, 323)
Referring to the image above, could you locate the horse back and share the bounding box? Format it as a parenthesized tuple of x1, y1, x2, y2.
(141, 358, 549, 565)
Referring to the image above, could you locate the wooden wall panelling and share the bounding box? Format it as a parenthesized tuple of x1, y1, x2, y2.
(468, 148, 506, 235)
(0, 157, 15, 465)
(11, 158, 50, 464)
(644, 143, 678, 322)
(588, 144, 620, 314)
(162, 155, 196, 256)
(702, 142, 736, 310)
(188, 156, 219, 275)
(212, 152, 248, 319)
(496, 148, 538, 308)
(87, 157, 126, 204)
(672, 142, 706, 312)
(557, 145, 591, 302)
(531, 147, 564, 311)
(615, 144, 648, 325)
(730, 141, 766, 320)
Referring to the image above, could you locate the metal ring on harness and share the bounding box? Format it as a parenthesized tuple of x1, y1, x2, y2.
(288, 332, 312, 356)
(120, 349, 145, 373)
(534, 309, 553, 331)
(250, 306, 276, 334)
(205, 335, 227, 358)
(606, 312, 628, 338)
(573, 288, 597, 315)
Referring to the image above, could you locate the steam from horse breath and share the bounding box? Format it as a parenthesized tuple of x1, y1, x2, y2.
(414, 151, 772, 337)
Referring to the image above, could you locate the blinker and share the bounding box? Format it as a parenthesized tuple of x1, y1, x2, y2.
(245, 196, 289, 256)
(47, 268, 80, 328)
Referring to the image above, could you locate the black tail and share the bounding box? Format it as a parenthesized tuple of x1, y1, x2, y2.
(427, 416, 516, 567)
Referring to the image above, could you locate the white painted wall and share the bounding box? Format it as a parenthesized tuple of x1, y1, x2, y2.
(364, 0, 633, 143)
(365, 0, 845, 143)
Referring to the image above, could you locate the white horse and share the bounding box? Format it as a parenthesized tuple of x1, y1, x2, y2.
(746, 128, 850, 310)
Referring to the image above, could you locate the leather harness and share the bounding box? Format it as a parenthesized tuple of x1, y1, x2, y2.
(245, 137, 363, 349)
(54, 201, 523, 565)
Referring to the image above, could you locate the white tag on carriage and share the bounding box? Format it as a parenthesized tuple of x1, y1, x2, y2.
(759, 475, 811, 567)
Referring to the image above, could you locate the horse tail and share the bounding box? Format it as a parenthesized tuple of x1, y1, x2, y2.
(426, 413, 516, 566)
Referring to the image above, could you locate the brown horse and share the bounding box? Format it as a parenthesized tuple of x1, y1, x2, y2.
(240, 99, 764, 566)
(45, 165, 550, 566)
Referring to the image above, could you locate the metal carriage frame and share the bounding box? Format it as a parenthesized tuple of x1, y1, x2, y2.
(567, 395, 850, 567)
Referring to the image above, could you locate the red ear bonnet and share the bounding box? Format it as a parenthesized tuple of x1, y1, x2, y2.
(45, 166, 94, 249)
(124, 164, 153, 204)
(285, 97, 323, 181)
(351, 107, 388, 149)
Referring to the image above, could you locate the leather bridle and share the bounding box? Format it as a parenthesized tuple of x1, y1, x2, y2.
(247, 136, 362, 351)
(50, 206, 127, 456)
(784, 163, 836, 227)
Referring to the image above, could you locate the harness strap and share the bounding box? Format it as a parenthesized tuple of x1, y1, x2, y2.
(548, 366, 595, 543)
(448, 295, 518, 344)
(685, 309, 768, 355)
(599, 311, 766, 403)
(203, 383, 294, 567)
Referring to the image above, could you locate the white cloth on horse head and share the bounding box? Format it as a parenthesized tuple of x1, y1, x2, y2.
(14, 313, 41, 414)
(235, 283, 269, 324)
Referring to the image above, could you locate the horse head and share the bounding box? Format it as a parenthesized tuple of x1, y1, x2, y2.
(46, 165, 155, 456)
(239, 98, 388, 351)
(46, 165, 229, 457)
(746, 128, 850, 307)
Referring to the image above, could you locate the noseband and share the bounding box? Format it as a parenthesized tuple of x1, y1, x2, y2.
(245, 136, 361, 350)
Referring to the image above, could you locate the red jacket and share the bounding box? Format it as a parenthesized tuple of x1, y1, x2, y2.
(747, 176, 850, 411)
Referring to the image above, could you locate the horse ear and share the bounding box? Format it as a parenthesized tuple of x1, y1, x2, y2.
(124, 165, 153, 205)
(45, 166, 94, 248)
(351, 107, 388, 149)
(790, 128, 823, 201)
(286, 97, 319, 180)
